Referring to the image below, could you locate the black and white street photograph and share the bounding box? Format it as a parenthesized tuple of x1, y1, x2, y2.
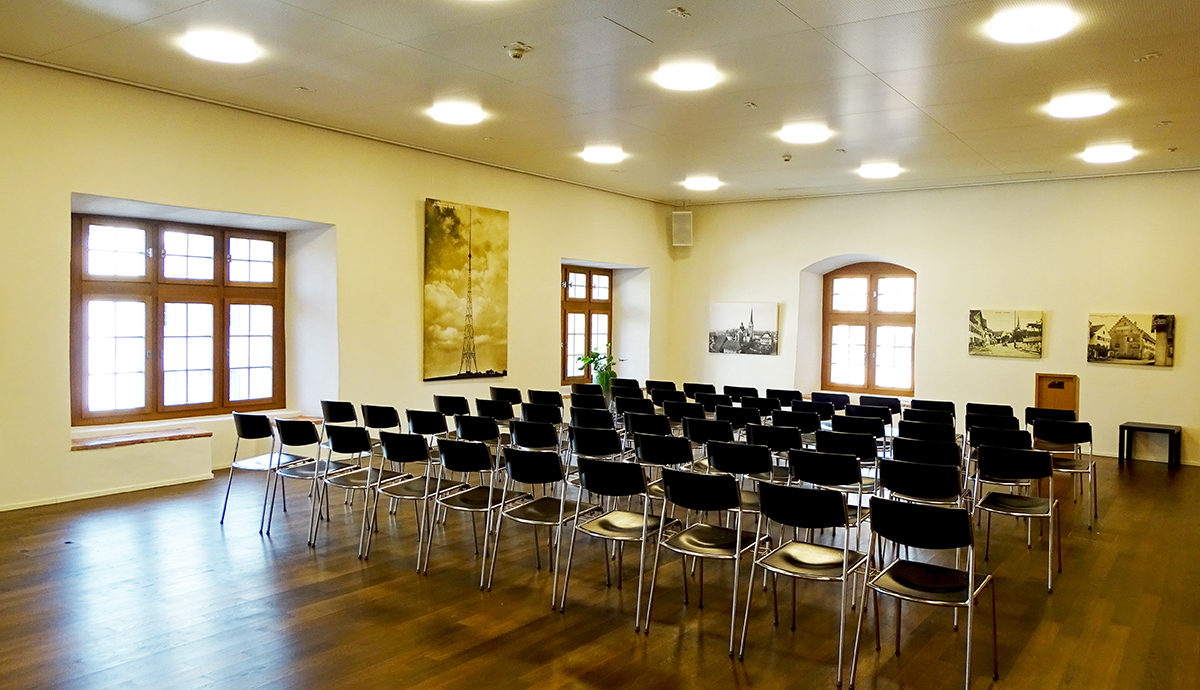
(968, 310, 1043, 359)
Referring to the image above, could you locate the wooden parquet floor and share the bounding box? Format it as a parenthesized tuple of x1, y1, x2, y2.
(1, 459, 1197, 690)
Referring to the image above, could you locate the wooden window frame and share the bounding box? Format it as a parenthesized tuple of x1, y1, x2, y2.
(71, 215, 286, 425)
(821, 262, 915, 397)
(561, 265, 613, 385)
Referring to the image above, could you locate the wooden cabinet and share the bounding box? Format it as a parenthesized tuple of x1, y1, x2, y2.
(1035, 373, 1078, 413)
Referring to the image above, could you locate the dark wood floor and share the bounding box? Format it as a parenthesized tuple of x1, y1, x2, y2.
(2, 458, 1197, 690)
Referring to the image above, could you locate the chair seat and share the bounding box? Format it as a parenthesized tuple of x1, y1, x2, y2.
(662, 523, 758, 559)
(738, 488, 761, 513)
(749, 466, 791, 483)
(438, 485, 509, 511)
(758, 541, 867, 581)
(1053, 457, 1092, 473)
(870, 560, 990, 607)
(380, 476, 456, 500)
(326, 467, 402, 490)
(978, 492, 1052, 517)
(232, 452, 302, 472)
(578, 509, 662, 541)
(1034, 439, 1076, 453)
(504, 496, 589, 525)
(646, 479, 666, 500)
(276, 459, 354, 480)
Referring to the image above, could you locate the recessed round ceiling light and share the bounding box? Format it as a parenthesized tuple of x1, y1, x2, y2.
(180, 30, 262, 63)
(683, 176, 721, 190)
(987, 6, 1077, 43)
(428, 102, 485, 125)
(779, 123, 833, 144)
(1047, 92, 1114, 118)
(654, 63, 720, 91)
(857, 162, 901, 179)
(1081, 143, 1135, 164)
(581, 146, 626, 164)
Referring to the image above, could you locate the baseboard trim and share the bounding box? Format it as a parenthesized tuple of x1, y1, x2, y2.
(0, 473, 214, 513)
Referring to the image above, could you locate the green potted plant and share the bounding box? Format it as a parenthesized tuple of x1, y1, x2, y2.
(578, 349, 621, 398)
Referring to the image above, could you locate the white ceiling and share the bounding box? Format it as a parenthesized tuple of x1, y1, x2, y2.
(4, 0, 1198, 203)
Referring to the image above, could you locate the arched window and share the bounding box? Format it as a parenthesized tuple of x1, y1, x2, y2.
(821, 262, 915, 396)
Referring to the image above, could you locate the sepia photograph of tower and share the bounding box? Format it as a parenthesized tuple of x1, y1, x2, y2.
(423, 198, 509, 380)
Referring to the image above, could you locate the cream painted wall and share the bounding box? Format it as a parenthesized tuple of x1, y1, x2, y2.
(0, 59, 673, 510)
(670, 173, 1200, 463)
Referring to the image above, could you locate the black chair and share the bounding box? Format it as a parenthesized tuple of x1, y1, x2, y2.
(910, 399, 956, 420)
(645, 468, 766, 655)
(426, 439, 515, 586)
(897, 419, 956, 443)
(645, 379, 677, 392)
(812, 392, 850, 411)
(787, 449, 873, 541)
(650, 388, 686, 406)
(846, 404, 893, 426)
(614, 396, 655, 415)
(634, 432, 695, 500)
(406, 409, 451, 442)
(966, 402, 1014, 418)
(612, 377, 640, 388)
(362, 404, 401, 436)
(527, 389, 564, 408)
(765, 388, 804, 407)
(266, 418, 350, 535)
(969, 427, 1031, 450)
(771, 409, 821, 435)
(572, 383, 603, 396)
(309, 424, 400, 548)
(724, 385, 758, 403)
(715, 405, 761, 436)
(682, 382, 716, 400)
(624, 412, 672, 438)
(816, 430, 878, 469)
(1033, 420, 1096, 529)
(1024, 406, 1076, 429)
(859, 395, 902, 416)
(221, 412, 279, 527)
(521, 402, 563, 425)
(490, 386, 523, 406)
(695, 392, 733, 413)
(682, 417, 734, 452)
(663, 400, 706, 425)
(965, 413, 1020, 432)
(746, 423, 802, 457)
(830, 415, 886, 455)
(571, 406, 616, 430)
(319, 399, 360, 452)
(433, 395, 470, 418)
(793, 400, 835, 421)
(475, 398, 515, 428)
(902, 408, 954, 426)
(738, 483, 867, 683)
(361, 431, 457, 565)
(509, 420, 560, 451)
(454, 414, 501, 448)
(879, 459, 963, 507)
(570, 393, 608, 410)
(849, 498, 998, 690)
(569, 426, 624, 462)
(707, 441, 774, 510)
(740, 396, 782, 414)
(892, 437, 962, 467)
(487, 448, 596, 604)
(611, 385, 644, 400)
(560, 457, 668, 629)
(973, 446, 1060, 591)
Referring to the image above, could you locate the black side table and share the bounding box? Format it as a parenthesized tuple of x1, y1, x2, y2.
(1118, 422, 1182, 467)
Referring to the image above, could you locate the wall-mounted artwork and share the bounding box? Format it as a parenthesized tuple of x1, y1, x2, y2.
(1088, 313, 1175, 366)
(968, 310, 1043, 359)
(709, 302, 778, 355)
(423, 198, 509, 380)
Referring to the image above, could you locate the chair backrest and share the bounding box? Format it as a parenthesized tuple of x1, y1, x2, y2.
(475, 398, 515, 421)
(435, 438, 493, 473)
(379, 431, 431, 465)
(788, 448, 862, 487)
(1025, 406, 1076, 427)
(521, 402, 563, 425)
(432, 395, 471, 417)
(896, 419, 956, 443)
(695, 392, 733, 412)
(663, 400, 706, 422)
(723, 385, 758, 403)
(682, 417, 734, 445)
(501, 447, 565, 485)
(746, 423, 801, 453)
(792, 400, 835, 421)
(859, 395, 903, 415)
(611, 377, 640, 388)
(892, 437, 962, 466)
(645, 379, 677, 392)
(764, 388, 805, 406)
(771, 409, 821, 433)
(650, 388, 687, 405)
(815, 429, 878, 462)
(526, 389, 565, 408)
(845, 404, 892, 425)
(610, 384, 643, 398)
(509, 420, 559, 450)
(233, 412, 274, 440)
(576, 456, 646, 498)
(707, 441, 773, 475)
(830, 414, 885, 439)
(902, 408, 954, 426)
(570, 406, 615, 430)
(361, 404, 400, 431)
(572, 383, 603, 396)
(758, 483, 848, 530)
(326, 424, 372, 455)
(569, 426, 623, 457)
(613, 396, 655, 415)
(964, 413, 1020, 431)
(274, 417, 318, 447)
(715, 404, 761, 430)
(968, 426, 1031, 450)
(740, 396, 782, 413)
(662, 468, 741, 512)
(682, 382, 716, 399)
(407, 409, 449, 436)
(977, 445, 1053, 482)
(633, 432, 693, 467)
(570, 393, 608, 410)
(910, 399, 956, 418)
(965, 402, 1014, 417)
(320, 400, 357, 425)
(1032, 419, 1092, 445)
(869, 497, 973, 551)
(624, 412, 672, 437)
(811, 392, 850, 410)
(454, 415, 500, 443)
(879, 459, 961, 503)
(489, 386, 523, 405)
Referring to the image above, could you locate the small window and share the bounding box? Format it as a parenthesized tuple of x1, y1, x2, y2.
(85, 299, 147, 412)
(561, 266, 613, 384)
(162, 230, 216, 281)
(228, 237, 275, 283)
(86, 224, 147, 278)
(822, 262, 915, 396)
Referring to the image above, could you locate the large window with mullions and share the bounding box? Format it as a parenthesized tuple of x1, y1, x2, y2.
(70, 215, 285, 425)
(821, 262, 915, 396)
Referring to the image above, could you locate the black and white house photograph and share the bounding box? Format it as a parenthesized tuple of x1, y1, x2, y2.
(968, 310, 1043, 359)
(1088, 313, 1175, 366)
(708, 302, 778, 355)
